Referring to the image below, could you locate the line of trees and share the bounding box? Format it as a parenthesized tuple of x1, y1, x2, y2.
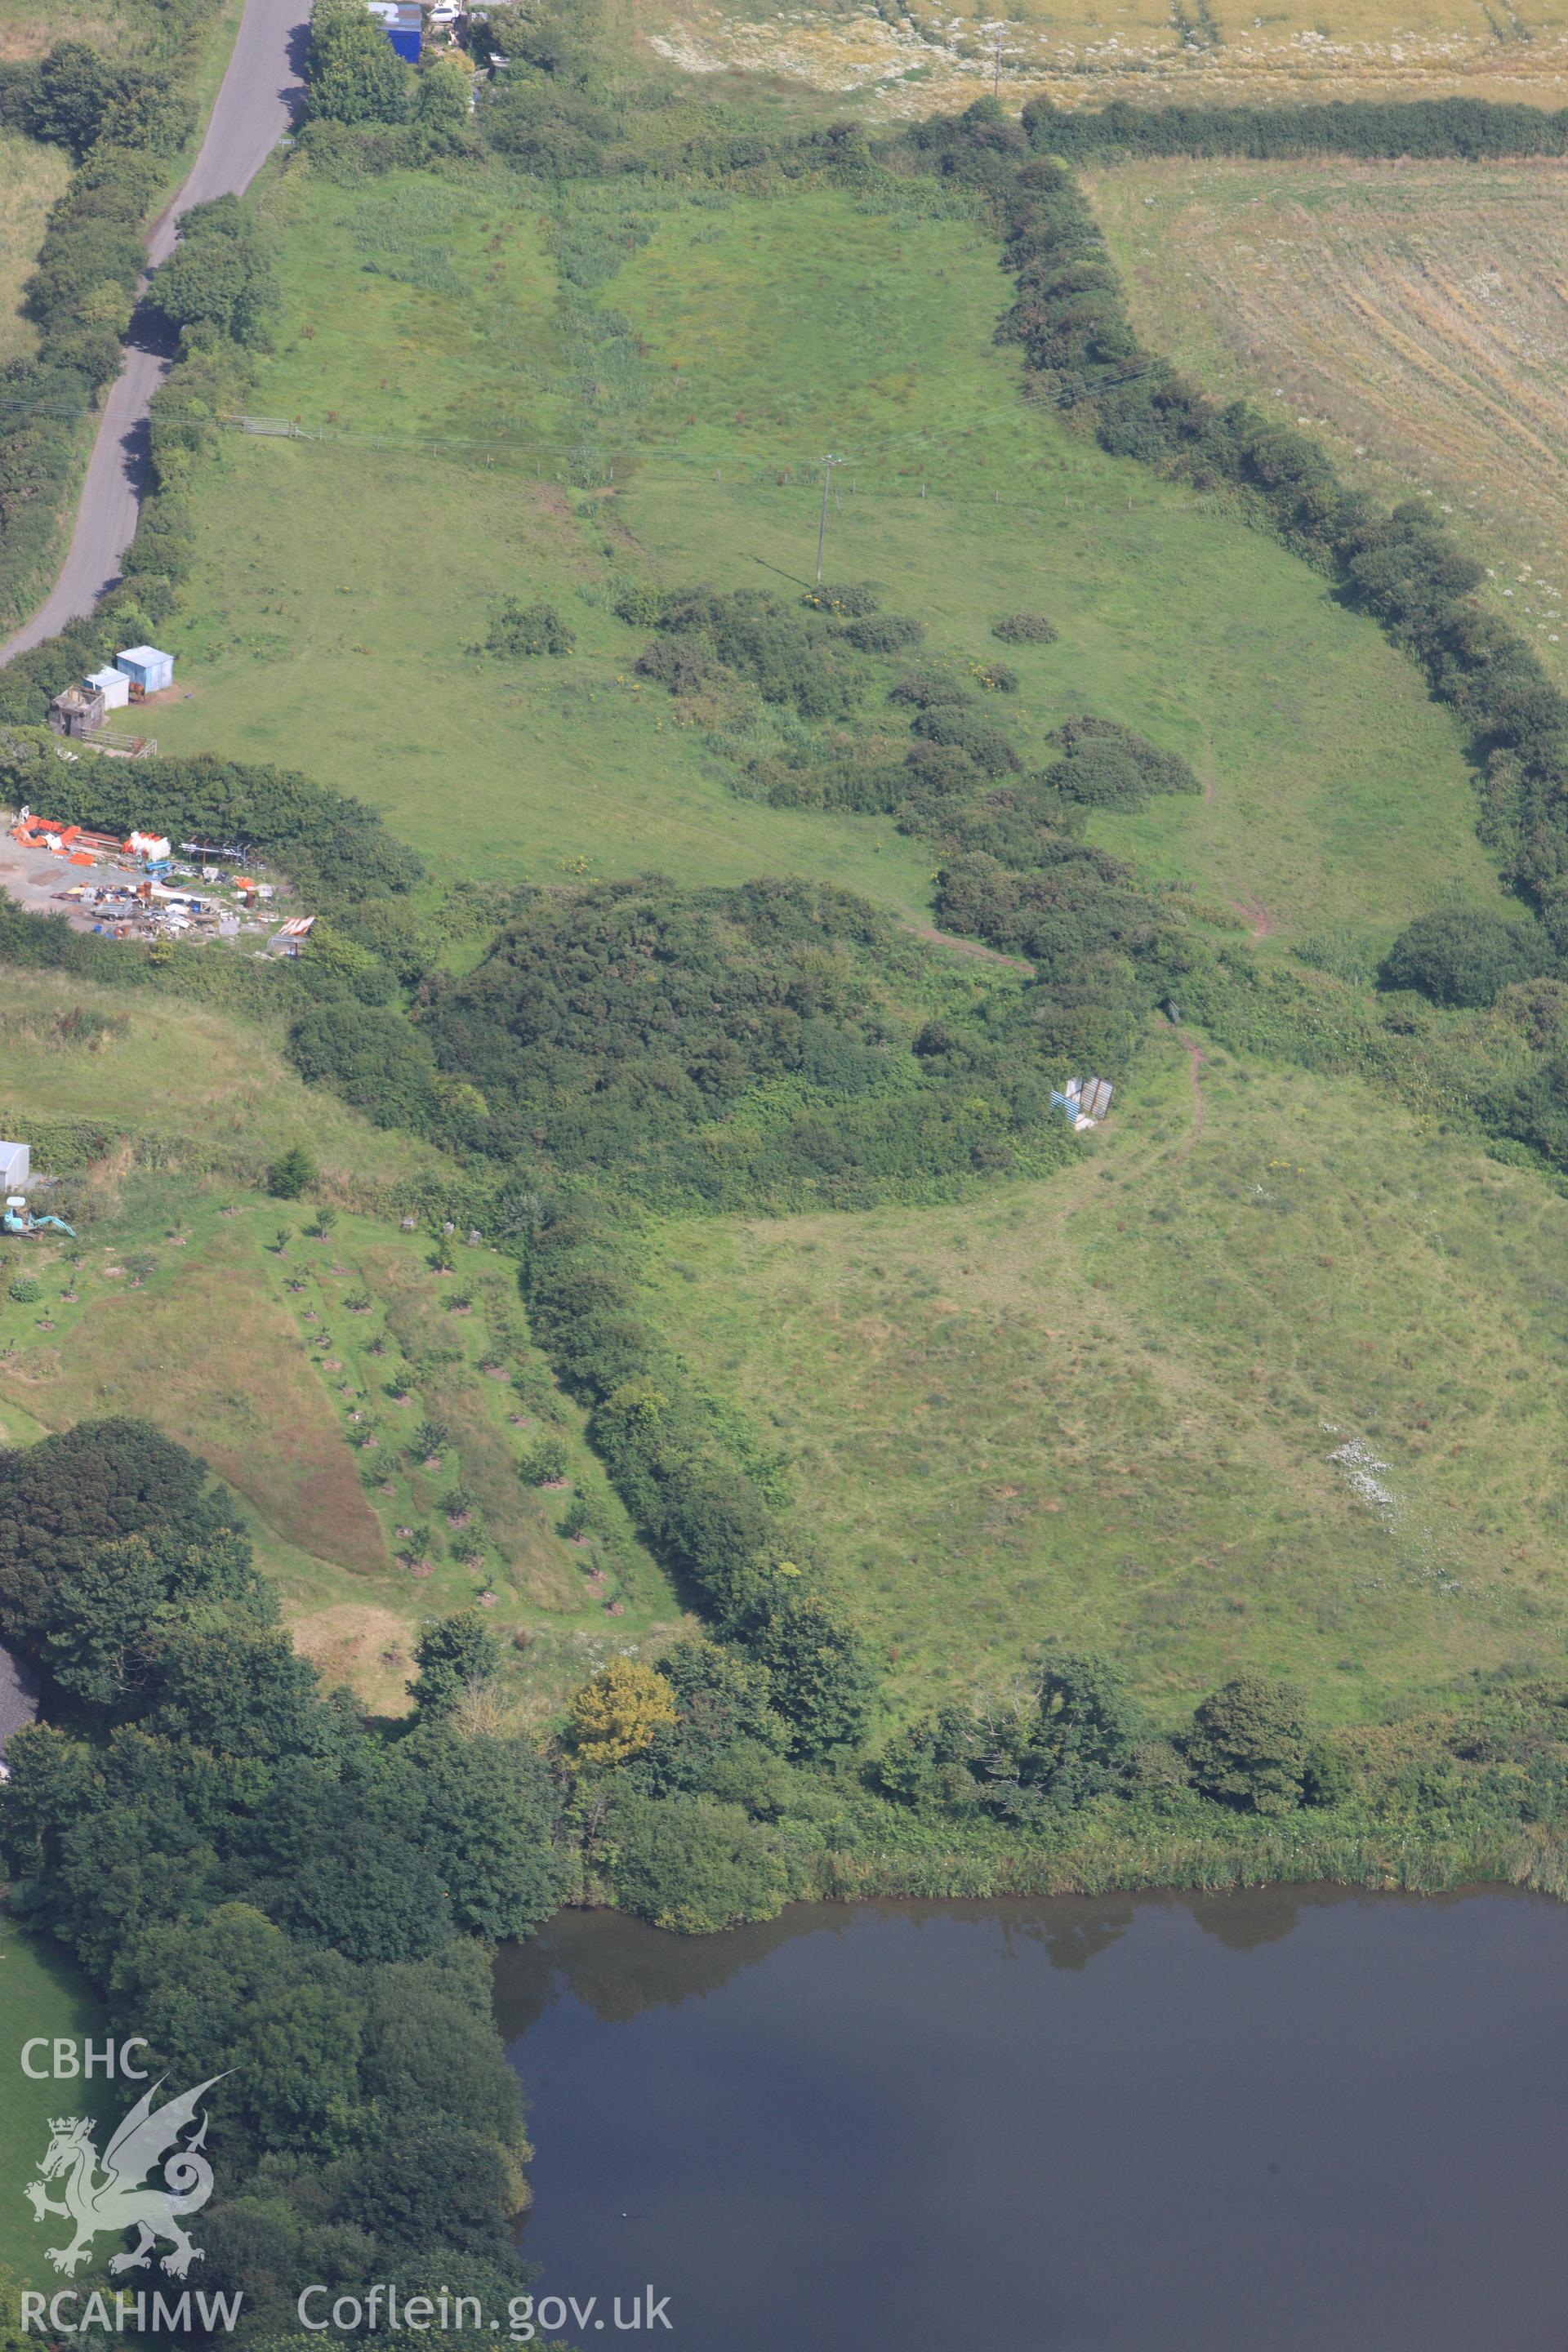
(1022, 92, 1568, 163)
(899, 109, 1568, 942)
(0, 11, 225, 627)
(523, 1192, 876, 1739)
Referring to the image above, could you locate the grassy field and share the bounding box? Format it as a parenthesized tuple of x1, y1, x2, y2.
(20, 132, 1562, 1748)
(154, 171, 1504, 945)
(0, 1925, 109, 2284)
(1091, 156, 1568, 688)
(0, 969, 682, 1718)
(0, 0, 130, 62)
(633, 0, 1568, 115)
(0, 135, 68, 368)
(640, 1034, 1568, 1731)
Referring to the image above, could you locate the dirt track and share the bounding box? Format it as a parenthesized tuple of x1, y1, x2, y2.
(0, 0, 307, 666)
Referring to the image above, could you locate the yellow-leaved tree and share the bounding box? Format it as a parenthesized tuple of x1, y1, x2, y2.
(568, 1658, 678, 1767)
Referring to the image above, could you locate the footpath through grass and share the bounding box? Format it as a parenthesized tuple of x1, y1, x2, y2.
(153, 172, 1504, 943)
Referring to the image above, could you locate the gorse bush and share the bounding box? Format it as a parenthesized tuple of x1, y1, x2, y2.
(650, 586, 865, 719)
(483, 599, 576, 658)
(1380, 906, 1551, 1008)
(841, 613, 924, 655)
(992, 612, 1058, 644)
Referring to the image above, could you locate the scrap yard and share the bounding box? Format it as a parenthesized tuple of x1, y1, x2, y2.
(0, 807, 304, 948)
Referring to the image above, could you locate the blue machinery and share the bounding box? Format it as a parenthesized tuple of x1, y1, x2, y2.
(3, 1200, 76, 1239)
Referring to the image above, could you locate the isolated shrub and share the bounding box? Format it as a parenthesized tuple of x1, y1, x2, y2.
(267, 1146, 316, 1199)
(911, 704, 1021, 776)
(842, 613, 924, 656)
(803, 582, 879, 617)
(1186, 1672, 1309, 1815)
(612, 581, 665, 627)
(519, 1436, 568, 1486)
(635, 638, 713, 694)
(1045, 715, 1199, 808)
(1380, 905, 1551, 1008)
(8, 1278, 41, 1306)
(889, 665, 969, 710)
(484, 599, 573, 658)
(973, 660, 1019, 693)
(1045, 742, 1147, 808)
(992, 612, 1058, 644)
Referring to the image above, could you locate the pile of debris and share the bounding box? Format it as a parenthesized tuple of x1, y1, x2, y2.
(5, 806, 305, 950)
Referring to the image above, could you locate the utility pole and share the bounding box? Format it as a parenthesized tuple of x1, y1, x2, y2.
(816, 454, 842, 586)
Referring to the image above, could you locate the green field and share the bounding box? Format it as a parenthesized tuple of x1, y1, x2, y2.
(0, 970, 681, 1718)
(0, 135, 68, 367)
(16, 133, 1560, 1745)
(153, 171, 1504, 946)
(0, 1924, 109, 2283)
(640, 1036, 1568, 1730)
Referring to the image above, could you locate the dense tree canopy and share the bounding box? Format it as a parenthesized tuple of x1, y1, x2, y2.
(301, 0, 410, 126)
(0, 1421, 563, 2316)
(147, 196, 278, 348)
(1185, 1673, 1311, 1815)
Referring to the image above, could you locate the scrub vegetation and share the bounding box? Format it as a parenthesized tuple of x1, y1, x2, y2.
(12, 3, 1568, 2080)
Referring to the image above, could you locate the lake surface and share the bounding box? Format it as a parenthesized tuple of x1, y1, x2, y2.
(494, 1886, 1568, 2352)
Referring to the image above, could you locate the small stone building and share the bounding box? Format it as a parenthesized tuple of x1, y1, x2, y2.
(48, 682, 107, 738)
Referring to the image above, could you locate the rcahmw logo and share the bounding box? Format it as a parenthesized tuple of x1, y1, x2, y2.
(18, 2042, 243, 2334)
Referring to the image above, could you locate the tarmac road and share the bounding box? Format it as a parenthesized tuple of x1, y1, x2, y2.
(0, 0, 308, 665)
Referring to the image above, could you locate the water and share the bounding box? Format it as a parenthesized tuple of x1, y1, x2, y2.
(494, 1886, 1568, 2352)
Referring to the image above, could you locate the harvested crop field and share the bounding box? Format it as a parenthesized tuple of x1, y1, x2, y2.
(637, 0, 1568, 114)
(1091, 157, 1568, 675)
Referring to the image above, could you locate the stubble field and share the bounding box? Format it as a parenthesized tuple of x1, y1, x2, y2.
(1091, 156, 1568, 679)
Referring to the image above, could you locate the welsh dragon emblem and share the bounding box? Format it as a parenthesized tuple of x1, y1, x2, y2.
(24, 2077, 225, 2278)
